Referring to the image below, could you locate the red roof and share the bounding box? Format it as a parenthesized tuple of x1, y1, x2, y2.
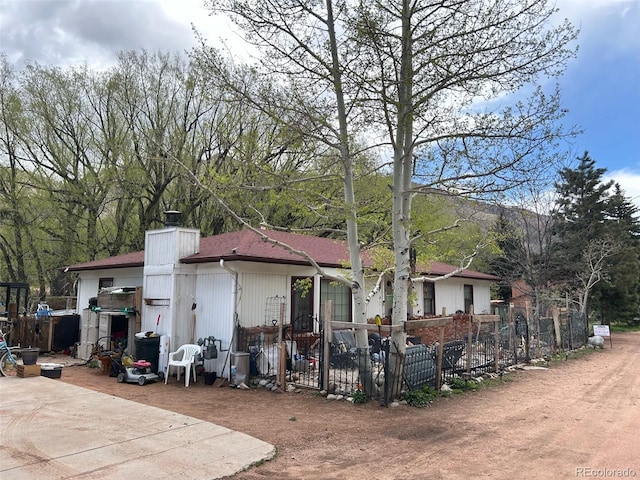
(65, 250, 144, 272)
(65, 228, 499, 281)
(421, 261, 500, 281)
(182, 229, 351, 267)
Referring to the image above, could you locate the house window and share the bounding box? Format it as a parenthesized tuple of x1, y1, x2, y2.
(423, 282, 435, 315)
(320, 279, 351, 323)
(292, 276, 314, 332)
(464, 284, 474, 314)
(99, 278, 114, 289)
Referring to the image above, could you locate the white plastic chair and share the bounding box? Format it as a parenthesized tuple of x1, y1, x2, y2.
(164, 344, 201, 387)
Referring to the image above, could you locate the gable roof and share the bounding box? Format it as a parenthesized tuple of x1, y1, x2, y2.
(65, 228, 499, 281)
(181, 229, 352, 267)
(419, 261, 499, 281)
(65, 250, 145, 272)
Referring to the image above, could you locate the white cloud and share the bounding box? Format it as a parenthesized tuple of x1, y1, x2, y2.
(0, 0, 247, 70)
(605, 169, 640, 210)
(557, 0, 638, 18)
(555, 0, 640, 48)
(156, 0, 246, 52)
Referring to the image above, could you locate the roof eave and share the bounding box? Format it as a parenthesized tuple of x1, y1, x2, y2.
(180, 255, 343, 269)
(66, 262, 145, 273)
(416, 271, 500, 282)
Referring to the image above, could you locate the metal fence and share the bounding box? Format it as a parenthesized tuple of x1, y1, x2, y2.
(237, 307, 587, 406)
(237, 326, 323, 390)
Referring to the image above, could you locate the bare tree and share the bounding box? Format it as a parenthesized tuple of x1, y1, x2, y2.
(576, 237, 621, 317)
(200, 1, 372, 353)
(195, 0, 580, 394)
(199, 0, 577, 395)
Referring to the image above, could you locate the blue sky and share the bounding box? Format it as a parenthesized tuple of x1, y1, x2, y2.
(1, 0, 639, 206)
(554, 0, 640, 206)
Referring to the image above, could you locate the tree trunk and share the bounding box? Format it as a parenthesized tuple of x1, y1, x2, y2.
(388, 0, 414, 399)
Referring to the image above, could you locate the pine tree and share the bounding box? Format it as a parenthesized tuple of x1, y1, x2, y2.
(593, 184, 640, 324)
(552, 153, 640, 324)
(552, 152, 614, 284)
(488, 212, 525, 301)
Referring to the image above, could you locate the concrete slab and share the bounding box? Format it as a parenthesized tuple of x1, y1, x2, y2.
(0, 376, 275, 480)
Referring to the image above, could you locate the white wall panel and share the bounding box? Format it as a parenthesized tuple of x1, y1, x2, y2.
(144, 274, 173, 299)
(238, 272, 288, 327)
(144, 228, 199, 266)
(433, 279, 494, 316)
(172, 273, 198, 347)
(471, 282, 493, 314)
(76, 268, 142, 317)
(194, 273, 234, 376)
(364, 289, 385, 319)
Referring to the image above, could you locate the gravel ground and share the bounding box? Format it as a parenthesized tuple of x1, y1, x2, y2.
(55, 331, 640, 480)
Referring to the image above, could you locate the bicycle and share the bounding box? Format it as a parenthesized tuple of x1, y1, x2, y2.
(0, 326, 23, 376)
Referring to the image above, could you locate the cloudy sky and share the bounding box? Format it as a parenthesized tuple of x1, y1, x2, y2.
(1, 0, 639, 206)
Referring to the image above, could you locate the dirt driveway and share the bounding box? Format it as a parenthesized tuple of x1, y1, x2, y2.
(58, 332, 640, 480)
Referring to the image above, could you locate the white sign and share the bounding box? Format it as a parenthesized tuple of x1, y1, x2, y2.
(593, 324, 610, 337)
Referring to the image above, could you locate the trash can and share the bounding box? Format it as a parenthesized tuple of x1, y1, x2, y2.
(134, 336, 161, 374)
(231, 352, 250, 386)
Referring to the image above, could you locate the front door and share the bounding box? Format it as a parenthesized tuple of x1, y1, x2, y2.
(291, 276, 314, 333)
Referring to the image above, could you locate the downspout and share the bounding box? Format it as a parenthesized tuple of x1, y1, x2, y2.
(220, 259, 239, 350)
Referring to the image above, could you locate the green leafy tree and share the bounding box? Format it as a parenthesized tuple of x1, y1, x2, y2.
(0, 57, 29, 283)
(1, 51, 330, 297)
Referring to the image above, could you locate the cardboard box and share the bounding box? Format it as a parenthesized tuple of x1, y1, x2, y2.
(17, 364, 41, 378)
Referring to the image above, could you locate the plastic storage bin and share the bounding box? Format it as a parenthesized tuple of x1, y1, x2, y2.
(40, 363, 63, 379)
(134, 336, 161, 374)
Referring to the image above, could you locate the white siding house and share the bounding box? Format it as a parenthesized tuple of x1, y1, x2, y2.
(66, 224, 500, 376)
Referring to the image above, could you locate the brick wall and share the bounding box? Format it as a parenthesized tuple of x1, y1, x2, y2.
(405, 314, 471, 344)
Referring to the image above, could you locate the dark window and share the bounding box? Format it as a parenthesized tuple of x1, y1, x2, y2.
(464, 284, 474, 314)
(99, 278, 114, 289)
(291, 276, 314, 332)
(423, 282, 435, 315)
(320, 279, 351, 323)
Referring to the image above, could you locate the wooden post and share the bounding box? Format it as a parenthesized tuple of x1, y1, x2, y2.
(322, 300, 332, 392)
(567, 298, 575, 350)
(510, 303, 517, 362)
(47, 316, 54, 351)
(552, 306, 562, 348)
(474, 315, 482, 343)
(536, 307, 541, 350)
(525, 301, 532, 361)
(435, 307, 447, 390)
